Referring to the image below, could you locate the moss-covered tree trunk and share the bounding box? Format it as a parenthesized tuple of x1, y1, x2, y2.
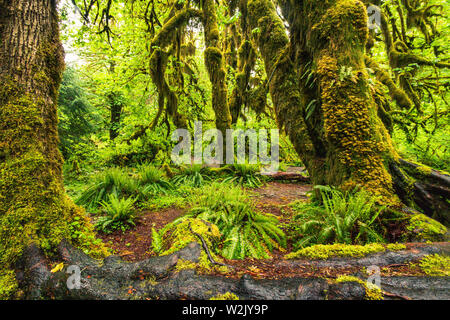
(248, 0, 449, 223)
(0, 0, 103, 298)
(203, 0, 232, 138)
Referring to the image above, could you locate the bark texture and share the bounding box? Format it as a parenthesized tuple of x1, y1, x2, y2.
(203, 0, 232, 136)
(0, 0, 105, 299)
(247, 0, 449, 222)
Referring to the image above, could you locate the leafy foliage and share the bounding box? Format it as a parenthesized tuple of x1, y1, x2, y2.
(75, 167, 138, 211)
(289, 186, 386, 249)
(95, 194, 137, 233)
(220, 163, 264, 188)
(171, 165, 212, 188)
(58, 67, 98, 159)
(165, 183, 286, 259)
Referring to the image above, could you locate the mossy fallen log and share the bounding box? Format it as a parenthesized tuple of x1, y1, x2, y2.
(12, 240, 450, 300)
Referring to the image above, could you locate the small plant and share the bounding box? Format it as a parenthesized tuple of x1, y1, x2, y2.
(290, 185, 385, 249)
(166, 183, 286, 259)
(76, 167, 138, 211)
(137, 163, 173, 195)
(171, 164, 211, 187)
(95, 194, 137, 233)
(151, 227, 163, 254)
(220, 163, 263, 188)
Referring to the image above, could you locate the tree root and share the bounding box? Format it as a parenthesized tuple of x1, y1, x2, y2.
(390, 159, 450, 226)
(13, 240, 450, 300)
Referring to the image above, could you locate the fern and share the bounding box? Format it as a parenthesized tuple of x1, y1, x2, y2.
(290, 186, 386, 249)
(171, 165, 211, 187)
(95, 194, 137, 233)
(164, 183, 285, 259)
(138, 164, 173, 196)
(220, 163, 264, 188)
(76, 167, 138, 211)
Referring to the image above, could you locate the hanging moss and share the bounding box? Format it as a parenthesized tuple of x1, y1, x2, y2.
(248, 0, 318, 180)
(365, 56, 412, 110)
(151, 8, 202, 48)
(202, 0, 233, 135)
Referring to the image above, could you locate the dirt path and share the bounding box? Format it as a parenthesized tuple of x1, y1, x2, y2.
(250, 181, 312, 225)
(97, 207, 186, 262)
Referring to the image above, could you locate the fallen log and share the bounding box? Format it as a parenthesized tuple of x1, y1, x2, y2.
(13, 240, 450, 300)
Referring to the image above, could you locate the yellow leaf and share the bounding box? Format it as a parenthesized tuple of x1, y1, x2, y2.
(51, 262, 64, 273)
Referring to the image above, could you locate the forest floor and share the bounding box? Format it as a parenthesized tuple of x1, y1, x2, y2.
(97, 180, 311, 263)
(95, 179, 431, 280)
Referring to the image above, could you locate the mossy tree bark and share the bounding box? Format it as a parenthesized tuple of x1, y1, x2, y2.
(248, 0, 449, 223)
(0, 0, 104, 298)
(202, 0, 232, 138)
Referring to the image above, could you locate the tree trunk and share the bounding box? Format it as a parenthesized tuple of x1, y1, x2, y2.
(0, 0, 103, 298)
(108, 92, 123, 140)
(248, 0, 449, 222)
(203, 0, 232, 138)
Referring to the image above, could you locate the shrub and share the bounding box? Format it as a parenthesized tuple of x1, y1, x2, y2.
(137, 163, 173, 195)
(290, 185, 385, 249)
(75, 167, 138, 211)
(220, 163, 263, 188)
(171, 164, 211, 187)
(95, 194, 137, 233)
(165, 183, 286, 259)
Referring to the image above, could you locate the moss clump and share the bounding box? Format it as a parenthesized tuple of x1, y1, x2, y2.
(0, 269, 19, 300)
(335, 275, 383, 300)
(386, 243, 406, 251)
(407, 214, 447, 241)
(210, 292, 240, 300)
(174, 258, 198, 272)
(161, 218, 221, 255)
(161, 218, 228, 274)
(416, 165, 433, 176)
(417, 254, 450, 276)
(285, 243, 386, 260)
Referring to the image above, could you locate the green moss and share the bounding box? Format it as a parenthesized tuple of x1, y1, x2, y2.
(416, 165, 433, 176)
(417, 254, 450, 276)
(174, 258, 197, 271)
(151, 9, 201, 48)
(407, 214, 447, 241)
(210, 292, 240, 300)
(0, 269, 19, 300)
(0, 75, 108, 299)
(335, 275, 383, 300)
(386, 243, 406, 251)
(161, 218, 229, 274)
(285, 243, 386, 260)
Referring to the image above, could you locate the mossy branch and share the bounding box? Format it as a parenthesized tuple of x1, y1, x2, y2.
(365, 55, 412, 109)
